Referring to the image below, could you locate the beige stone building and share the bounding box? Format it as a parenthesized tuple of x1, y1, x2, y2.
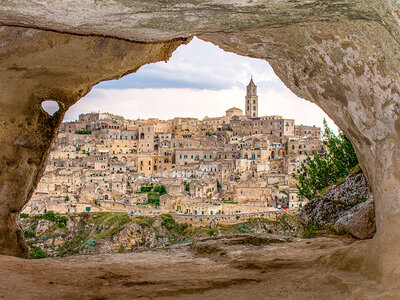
(28, 79, 324, 216)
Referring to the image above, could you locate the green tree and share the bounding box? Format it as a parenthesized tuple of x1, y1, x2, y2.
(216, 180, 221, 190)
(147, 192, 160, 206)
(140, 185, 153, 193)
(293, 119, 358, 200)
(154, 185, 167, 195)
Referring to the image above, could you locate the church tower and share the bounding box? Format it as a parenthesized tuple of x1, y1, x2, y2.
(245, 76, 258, 118)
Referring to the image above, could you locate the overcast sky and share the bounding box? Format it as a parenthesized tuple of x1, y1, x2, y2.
(63, 37, 337, 131)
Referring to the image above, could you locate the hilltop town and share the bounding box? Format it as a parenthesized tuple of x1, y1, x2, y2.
(23, 78, 324, 217)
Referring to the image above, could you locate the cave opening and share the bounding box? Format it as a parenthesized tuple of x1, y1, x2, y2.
(0, 11, 399, 294)
(41, 100, 60, 117)
(19, 36, 359, 264)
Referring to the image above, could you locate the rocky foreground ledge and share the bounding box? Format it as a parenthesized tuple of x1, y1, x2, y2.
(0, 235, 391, 299)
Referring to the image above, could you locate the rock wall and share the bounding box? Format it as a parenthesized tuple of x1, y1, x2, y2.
(0, 27, 187, 257)
(299, 172, 374, 234)
(19, 212, 300, 257)
(172, 211, 294, 227)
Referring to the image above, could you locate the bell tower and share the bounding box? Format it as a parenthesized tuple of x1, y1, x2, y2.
(245, 76, 258, 118)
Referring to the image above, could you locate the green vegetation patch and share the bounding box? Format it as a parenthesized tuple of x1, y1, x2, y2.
(30, 247, 48, 259)
(147, 192, 160, 206)
(302, 226, 317, 239)
(293, 119, 359, 200)
(131, 216, 155, 227)
(94, 213, 131, 240)
(153, 185, 167, 195)
(75, 130, 91, 134)
(161, 214, 192, 236)
(24, 230, 36, 238)
(33, 211, 68, 228)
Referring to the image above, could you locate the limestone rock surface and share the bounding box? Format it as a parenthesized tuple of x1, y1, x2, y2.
(0, 27, 186, 257)
(299, 173, 372, 229)
(334, 195, 376, 240)
(0, 0, 395, 42)
(3, 236, 381, 299)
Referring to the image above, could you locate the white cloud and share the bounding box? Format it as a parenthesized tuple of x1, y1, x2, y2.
(65, 87, 338, 132)
(64, 37, 339, 133)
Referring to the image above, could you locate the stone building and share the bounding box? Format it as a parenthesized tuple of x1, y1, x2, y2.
(28, 78, 324, 216)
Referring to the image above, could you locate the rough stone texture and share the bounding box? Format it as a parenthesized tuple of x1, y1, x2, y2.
(335, 195, 376, 240)
(0, 0, 399, 290)
(299, 173, 372, 229)
(19, 213, 300, 257)
(0, 27, 187, 257)
(324, 173, 371, 204)
(2, 236, 390, 299)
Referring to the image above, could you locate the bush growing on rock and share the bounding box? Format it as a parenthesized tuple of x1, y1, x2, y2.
(30, 247, 48, 259)
(160, 213, 192, 235)
(32, 211, 69, 228)
(24, 230, 36, 238)
(294, 119, 359, 200)
(302, 226, 317, 239)
(160, 213, 176, 230)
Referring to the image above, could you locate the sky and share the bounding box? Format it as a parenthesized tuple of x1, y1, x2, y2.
(62, 37, 338, 131)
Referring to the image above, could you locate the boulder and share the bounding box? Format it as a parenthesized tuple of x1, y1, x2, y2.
(334, 195, 376, 240)
(299, 173, 372, 229)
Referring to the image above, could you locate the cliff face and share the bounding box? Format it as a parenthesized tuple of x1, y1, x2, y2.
(0, 0, 400, 290)
(19, 212, 300, 258)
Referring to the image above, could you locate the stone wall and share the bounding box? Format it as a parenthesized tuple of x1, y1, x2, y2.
(172, 210, 295, 227)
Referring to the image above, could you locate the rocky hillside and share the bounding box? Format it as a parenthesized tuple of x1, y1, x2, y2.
(299, 172, 375, 239)
(19, 212, 301, 259)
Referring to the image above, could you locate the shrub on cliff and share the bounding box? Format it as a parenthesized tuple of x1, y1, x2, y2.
(160, 213, 192, 235)
(30, 247, 48, 259)
(33, 211, 68, 228)
(161, 213, 176, 231)
(294, 119, 359, 200)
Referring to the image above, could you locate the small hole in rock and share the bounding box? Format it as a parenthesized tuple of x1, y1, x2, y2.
(41, 100, 60, 117)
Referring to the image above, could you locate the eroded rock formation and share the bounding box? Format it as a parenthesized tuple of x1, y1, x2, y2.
(0, 0, 400, 291)
(335, 195, 376, 240)
(299, 172, 372, 230)
(0, 27, 187, 256)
